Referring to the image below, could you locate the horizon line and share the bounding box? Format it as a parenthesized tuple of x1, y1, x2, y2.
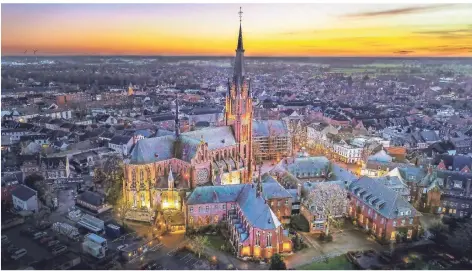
(3, 54, 471, 58)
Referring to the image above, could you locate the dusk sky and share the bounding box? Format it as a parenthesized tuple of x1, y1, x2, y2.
(2, 3, 472, 57)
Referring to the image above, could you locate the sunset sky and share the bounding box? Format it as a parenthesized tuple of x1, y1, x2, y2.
(2, 3, 472, 57)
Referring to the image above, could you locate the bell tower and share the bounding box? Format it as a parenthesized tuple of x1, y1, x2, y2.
(225, 7, 254, 183)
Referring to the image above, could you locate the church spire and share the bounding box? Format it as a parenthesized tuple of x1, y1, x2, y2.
(237, 7, 244, 52)
(233, 7, 245, 81)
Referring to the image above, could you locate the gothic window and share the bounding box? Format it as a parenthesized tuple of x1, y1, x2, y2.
(189, 217, 194, 225)
(140, 170, 144, 182)
(133, 193, 137, 207)
(267, 232, 272, 247)
(146, 166, 151, 180)
(256, 231, 261, 246)
(141, 192, 146, 207)
(132, 169, 136, 184)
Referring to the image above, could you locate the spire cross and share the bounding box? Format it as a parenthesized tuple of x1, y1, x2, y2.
(238, 7, 243, 23)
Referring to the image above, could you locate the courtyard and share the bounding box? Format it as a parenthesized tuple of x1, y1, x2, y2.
(285, 223, 382, 269)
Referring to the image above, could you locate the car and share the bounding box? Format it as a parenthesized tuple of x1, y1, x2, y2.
(117, 244, 129, 251)
(7, 245, 19, 253)
(51, 245, 67, 256)
(32, 232, 48, 240)
(39, 236, 55, 244)
(20, 227, 35, 236)
(11, 248, 27, 260)
(47, 240, 61, 247)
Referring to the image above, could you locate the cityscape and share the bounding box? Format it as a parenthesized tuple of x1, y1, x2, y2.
(1, 3, 472, 271)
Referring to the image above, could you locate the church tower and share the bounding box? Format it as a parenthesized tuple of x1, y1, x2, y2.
(225, 7, 254, 182)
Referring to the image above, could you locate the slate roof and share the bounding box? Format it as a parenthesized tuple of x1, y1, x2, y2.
(77, 191, 105, 207)
(109, 135, 132, 145)
(252, 120, 289, 137)
(287, 156, 329, 177)
(130, 135, 176, 164)
(12, 185, 37, 201)
(349, 177, 420, 219)
(187, 183, 285, 230)
(261, 174, 293, 199)
(183, 126, 236, 150)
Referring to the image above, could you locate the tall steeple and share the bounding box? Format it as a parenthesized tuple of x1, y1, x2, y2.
(233, 7, 245, 83)
(224, 7, 254, 184)
(175, 94, 180, 137)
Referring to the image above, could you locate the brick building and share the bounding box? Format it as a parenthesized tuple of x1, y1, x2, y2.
(348, 177, 421, 242)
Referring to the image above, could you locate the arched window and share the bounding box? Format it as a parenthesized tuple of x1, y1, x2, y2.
(140, 170, 144, 182)
(141, 192, 146, 208)
(189, 217, 194, 225)
(256, 231, 261, 246)
(267, 232, 272, 247)
(132, 169, 136, 184)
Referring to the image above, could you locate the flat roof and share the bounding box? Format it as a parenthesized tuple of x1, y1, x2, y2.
(86, 233, 106, 243)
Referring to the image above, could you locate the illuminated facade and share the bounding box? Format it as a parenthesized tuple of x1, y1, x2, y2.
(122, 9, 255, 223)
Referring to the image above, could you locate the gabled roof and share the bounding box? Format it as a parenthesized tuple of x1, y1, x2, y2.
(183, 126, 236, 150)
(187, 183, 285, 230)
(12, 185, 37, 201)
(349, 177, 420, 219)
(109, 135, 132, 145)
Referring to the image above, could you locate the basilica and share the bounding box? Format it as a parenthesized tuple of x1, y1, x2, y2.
(122, 10, 254, 222)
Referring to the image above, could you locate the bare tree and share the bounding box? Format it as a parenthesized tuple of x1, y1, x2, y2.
(190, 235, 209, 258)
(116, 198, 132, 226)
(304, 183, 348, 236)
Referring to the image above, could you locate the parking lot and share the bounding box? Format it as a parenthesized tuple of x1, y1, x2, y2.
(2, 223, 57, 269)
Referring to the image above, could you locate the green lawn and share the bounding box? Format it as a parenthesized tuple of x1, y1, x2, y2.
(299, 255, 355, 270)
(206, 235, 226, 250)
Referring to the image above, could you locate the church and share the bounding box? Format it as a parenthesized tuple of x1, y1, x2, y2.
(122, 9, 254, 222)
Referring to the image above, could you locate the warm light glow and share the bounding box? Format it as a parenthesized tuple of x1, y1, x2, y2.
(283, 242, 291, 251)
(2, 4, 472, 57)
(241, 246, 251, 256)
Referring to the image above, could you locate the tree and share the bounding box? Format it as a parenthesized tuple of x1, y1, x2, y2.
(304, 183, 348, 236)
(191, 235, 209, 258)
(269, 254, 287, 270)
(446, 220, 472, 260)
(24, 174, 52, 205)
(116, 198, 132, 226)
(428, 221, 448, 244)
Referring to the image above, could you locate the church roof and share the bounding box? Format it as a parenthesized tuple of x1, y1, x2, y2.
(130, 135, 175, 164)
(183, 126, 236, 150)
(187, 182, 285, 230)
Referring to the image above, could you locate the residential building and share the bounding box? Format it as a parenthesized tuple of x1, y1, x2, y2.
(12, 184, 39, 212)
(348, 177, 421, 242)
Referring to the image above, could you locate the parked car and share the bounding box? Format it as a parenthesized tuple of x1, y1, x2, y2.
(2, 235, 11, 246)
(20, 227, 36, 236)
(11, 248, 27, 260)
(47, 240, 61, 248)
(117, 244, 129, 251)
(51, 245, 67, 256)
(32, 232, 48, 240)
(7, 245, 19, 253)
(39, 236, 55, 244)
